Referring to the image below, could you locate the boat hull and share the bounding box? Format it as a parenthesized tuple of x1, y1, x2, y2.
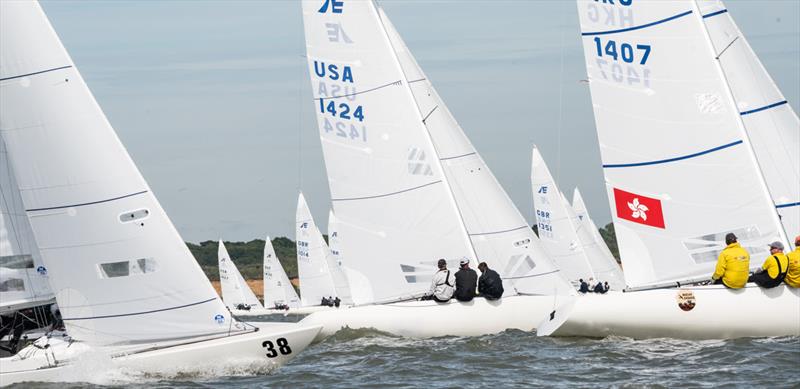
(553, 284, 800, 339)
(0, 322, 321, 385)
(300, 295, 569, 341)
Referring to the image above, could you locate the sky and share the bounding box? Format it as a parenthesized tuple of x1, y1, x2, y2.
(38, 0, 800, 243)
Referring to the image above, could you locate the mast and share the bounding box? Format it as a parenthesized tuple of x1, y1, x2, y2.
(690, 0, 790, 246)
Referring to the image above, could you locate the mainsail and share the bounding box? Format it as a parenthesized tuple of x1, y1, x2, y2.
(576, 0, 786, 288)
(218, 241, 262, 310)
(0, 1, 234, 345)
(296, 193, 337, 306)
(262, 237, 300, 309)
(302, 0, 574, 303)
(0, 137, 54, 312)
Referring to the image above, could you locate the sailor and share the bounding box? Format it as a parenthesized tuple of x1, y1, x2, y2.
(711, 233, 750, 289)
(786, 235, 800, 288)
(593, 281, 607, 294)
(586, 277, 596, 293)
(321, 297, 329, 306)
(333, 296, 341, 308)
(749, 241, 789, 289)
(578, 278, 589, 293)
(327, 296, 335, 307)
(454, 258, 478, 302)
(477, 262, 504, 300)
(603, 281, 610, 292)
(421, 258, 455, 302)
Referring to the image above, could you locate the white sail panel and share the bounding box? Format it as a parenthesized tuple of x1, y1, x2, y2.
(571, 188, 624, 280)
(699, 0, 799, 238)
(262, 237, 300, 309)
(296, 193, 337, 306)
(0, 1, 233, 345)
(217, 241, 262, 309)
(302, 0, 477, 303)
(377, 6, 574, 297)
(577, 0, 783, 287)
(325, 210, 353, 305)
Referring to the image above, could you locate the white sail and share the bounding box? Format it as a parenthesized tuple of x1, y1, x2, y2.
(571, 188, 617, 265)
(325, 210, 353, 305)
(0, 137, 54, 312)
(217, 241, 262, 310)
(0, 1, 234, 345)
(262, 237, 300, 309)
(296, 193, 337, 306)
(576, 0, 785, 288)
(302, 0, 574, 303)
(698, 0, 799, 238)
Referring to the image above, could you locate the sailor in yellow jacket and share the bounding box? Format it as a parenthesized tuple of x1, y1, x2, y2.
(749, 241, 789, 288)
(711, 233, 750, 289)
(785, 235, 800, 288)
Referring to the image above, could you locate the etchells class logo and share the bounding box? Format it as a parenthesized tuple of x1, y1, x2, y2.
(318, 0, 344, 14)
(214, 314, 226, 325)
(676, 290, 696, 312)
(613, 188, 665, 229)
(36, 266, 48, 276)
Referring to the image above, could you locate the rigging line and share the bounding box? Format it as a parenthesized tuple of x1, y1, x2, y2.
(468, 225, 529, 237)
(314, 79, 402, 101)
(581, 10, 693, 36)
(330, 180, 442, 202)
(422, 105, 438, 123)
(740, 100, 788, 116)
(715, 36, 739, 59)
(0, 65, 72, 82)
(62, 297, 218, 321)
(502, 269, 560, 280)
(602, 140, 743, 168)
(25, 190, 149, 212)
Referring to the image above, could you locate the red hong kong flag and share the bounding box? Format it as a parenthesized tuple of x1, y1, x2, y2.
(613, 188, 666, 229)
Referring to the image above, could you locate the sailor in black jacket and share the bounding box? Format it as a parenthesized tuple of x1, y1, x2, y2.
(454, 258, 478, 302)
(478, 262, 504, 300)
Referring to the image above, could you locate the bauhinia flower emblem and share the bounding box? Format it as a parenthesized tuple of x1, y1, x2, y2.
(628, 198, 649, 221)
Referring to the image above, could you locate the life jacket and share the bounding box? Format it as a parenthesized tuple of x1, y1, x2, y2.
(759, 255, 788, 288)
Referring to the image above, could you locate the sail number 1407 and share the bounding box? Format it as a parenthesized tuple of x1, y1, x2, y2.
(594, 37, 651, 65)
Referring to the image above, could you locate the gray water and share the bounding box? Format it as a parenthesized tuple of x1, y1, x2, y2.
(14, 328, 800, 388)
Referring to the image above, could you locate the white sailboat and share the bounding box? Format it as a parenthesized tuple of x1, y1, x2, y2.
(571, 188, 619, 270)
(299, 0, 575, 340)
(0, 1, 319, 383)
(218, 241, 270, 316)
(262, 236, 301, 310)
(547, 0, 799, 339)
(531, 146, 626, 290)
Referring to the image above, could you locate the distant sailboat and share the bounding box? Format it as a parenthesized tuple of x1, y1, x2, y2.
(0, 1, 319, 382)
(218, 241, 268, 316)
(299, 0, 575, 340)
(571, 188, 619, 272)
(547, 0, 799, 339)
(263, 236, 301, 310)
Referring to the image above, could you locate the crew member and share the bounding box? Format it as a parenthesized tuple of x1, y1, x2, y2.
(786, 235, 800, 288)
(749, 241, 788, 288)
(578, 278, 589, 293)
(477, 262, 504, 300)
(711, 233, 750, 289)
(454, 258, 477, 302)
(422, 258, 454, 302)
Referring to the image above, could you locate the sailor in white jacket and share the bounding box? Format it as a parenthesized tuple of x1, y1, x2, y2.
(423, 259, 455, 302)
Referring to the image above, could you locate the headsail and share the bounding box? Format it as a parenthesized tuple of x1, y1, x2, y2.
(296, 193, 337, 306)
(218, 241, 262, 310)
(262, 237, 300, 309)
(325, 210, 353, 305)
(571, 188, 622, 278)
(0, 1, 234, 345)
(576, 0, 785, 288)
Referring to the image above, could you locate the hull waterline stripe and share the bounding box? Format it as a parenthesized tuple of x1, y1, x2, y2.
(0, 65, 73, 82)
(331, 180, 441, 202)
(469, 225, 529, 237)
(740, 100, 788, 116)
(314, 79, 401, 101)
(776, 202, 799, 209)
(581, 10, 692, 36)
(603, 140, 743, 168)
(440, 152, 476, 161)
(702, 9, 728, 19)
(26, 190, 149, 212)
(63, 297, 218, 321)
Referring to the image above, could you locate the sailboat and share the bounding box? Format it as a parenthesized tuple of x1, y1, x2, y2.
(546, 0, 800, 339)
(262, 236, 301, 311)
(218, 241, 271, 316)
(299, 0, 576, 340)
(531, 146, 626, 290)
(571, 188, 620, 272)
(0, 1, 319, 383)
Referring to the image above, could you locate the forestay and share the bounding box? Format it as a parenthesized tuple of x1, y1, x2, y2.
(576, 0, 785, 288)
(262, 237, 301, 309)
(0, 1, 233, 345)
(218, 241, 262, 310)
(296, 193, 338, 306)
(325, 211, 353, 305)
(0, 137, 54, 312)
(698, 0, 799, 238)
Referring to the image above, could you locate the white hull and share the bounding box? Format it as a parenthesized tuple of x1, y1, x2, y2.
(300, 295, 568, 341)
(0, 323, 321, 385)
(553, 284, 800, 339)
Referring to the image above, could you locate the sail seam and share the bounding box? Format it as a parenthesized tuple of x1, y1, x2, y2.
(63, 297, 218, 320)
(503, 269, 560, 280)
(740, 100, 788, 116)
(581, 10, 693, 36)
(776, 202, 799, 209)
(0, 65, 73, 82)
(315, 79, 402, 101)
(331, 180, 441, 202)
(702, 9, 728, 19)
(440, 152, 476, 161)
(602, 140, 743, 168)
(26, 190, 149, 212)
(468, 225, 529, 237)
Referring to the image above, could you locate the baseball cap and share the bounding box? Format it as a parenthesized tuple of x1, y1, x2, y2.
(768, 241, 784, 250)
(459, 258, 470, 266)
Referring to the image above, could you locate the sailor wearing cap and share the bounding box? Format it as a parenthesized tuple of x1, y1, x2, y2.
(711, 233, 750, 289)
(454, 258, 478, 302)
(749, 241, 789, 289)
